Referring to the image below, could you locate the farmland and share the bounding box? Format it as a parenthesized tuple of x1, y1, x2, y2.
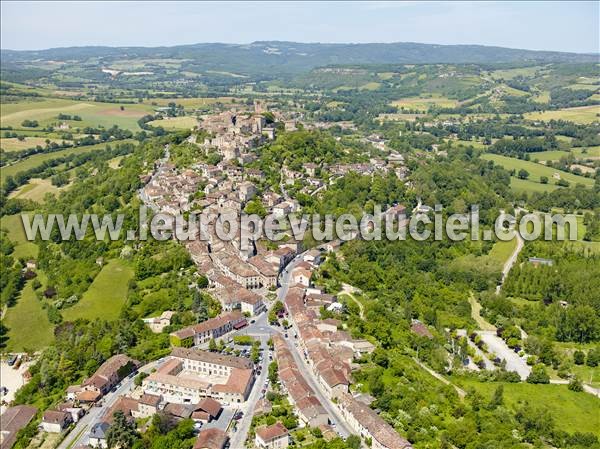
(8, 178, 70, 203)
(524, 105, 600, 124)
(0, 136, 70, 152)
(0, 214, 38, 260)
(481, 153, 595, 188)
(1, 139, 134, 182)
(391, 95, 458, 111)
(3, 274, 55, 352)
(1, 98, 155, 131)
(147, 116, 198, 130)
(453, 378, 600, 436)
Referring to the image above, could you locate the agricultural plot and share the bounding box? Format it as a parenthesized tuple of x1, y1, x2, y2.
(0, 136, 70, 152)
(0, 214, 38, 260)
(1, 139, 134, 182)
(391, 95, 458, 111)
(147, 116, 198, 130)
(61, 259, 133, 322)
(1, 98, 155, 131)
(452, 378, 600, 436)
(144, 96, 237, 108)
(8, 178, 69, 203)
(3, 274, 55, 352)
(524, 105, 600, 124)
(481, 154, 595, 188)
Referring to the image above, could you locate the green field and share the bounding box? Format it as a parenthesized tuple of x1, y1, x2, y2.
(8, 178, 70, 203)
(3, 274, 55, 352)
(62, 259, 133, 322)
(1, 139, 133, 182)
(0, 136, 70, 152)
(1, 98, 154, 131)
(509, 176, 560, 194)
(482, 154, 594, 189)
(525, 105, 600, 124)
(147, 116, 198, 130)
(453, 378, 600, 435)
(530, 146, 600, 162)
(392, 95, 458, 111)
(0, 214, 38, 260)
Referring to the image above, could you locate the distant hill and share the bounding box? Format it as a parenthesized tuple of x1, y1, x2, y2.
(2, 41, 598, 76)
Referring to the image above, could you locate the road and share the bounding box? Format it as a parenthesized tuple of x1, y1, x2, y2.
(276, 253, 354, 438)
(496, 233, 524, 295)
(58, 360, 162, 449)
(477, 331, 531, 380)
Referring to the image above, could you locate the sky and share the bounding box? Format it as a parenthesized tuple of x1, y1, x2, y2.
(1, 1, 598, 53)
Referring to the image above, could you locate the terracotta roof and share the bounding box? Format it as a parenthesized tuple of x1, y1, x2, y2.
(171, 347, 253, 370)
(212, 368, 253, 395)
(76, 390, 102, 402)
(255, 422, 289, 442)
(194, 428, 228, 449)
(195, 398, 222, 418)
(164, 403, 192, 419)
(42, 410, 70, 425)
(139, 393, 161, 407)
(410, 322, 433, 339)
(0, 405, 37, 449)
(339, 393, 412, 449)
(170, 311, 243, 339)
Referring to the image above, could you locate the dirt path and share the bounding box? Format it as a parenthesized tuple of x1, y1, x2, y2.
(340, 283, 364, 319)
(496, 233, 524, 295)
(412, 357, 466, 398)
(468, 294, 496, 331)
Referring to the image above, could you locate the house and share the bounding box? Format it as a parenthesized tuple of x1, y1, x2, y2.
(143, 311, 176, 333)
(132, 393, 162, 419)
(169, 311, 245, 347)
(41, 410, 72, 433)
(254, 398, 273, 416)
(164, 403, 193, 421)
(255, 422, 290, 449)
(0, 405, 37, 449)
(338, 393, 412, 449)
(56, 402, 84, 423)
(88, 422, 110, 448)
(74, 354, 139, 399)
(192, 397, 222, 422)
(292, 267, 312, 287)
(410, 320, 433, 339)
(193, 428, 229, 449)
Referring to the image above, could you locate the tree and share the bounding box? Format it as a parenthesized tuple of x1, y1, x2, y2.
(568, 376, 583, 392)
(517, 169, 530, 180)
(208, 338, 217, 352)
(527, 364, 550, 384)
(488, 384, 504, 409)
(106, 410, 139, 448)
(573, 350, 585, 365)
(540, 176, 548, 184)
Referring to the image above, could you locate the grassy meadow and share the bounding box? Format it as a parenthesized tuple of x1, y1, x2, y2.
(1, 98, 155, 131)
(1, 139, 134, 182)
(453, 378, 600, 436)
(481, 153, 595, 190)
(3, 273, 55, 352)
(61, 259, 133, 322)
(524, 105, 600, 124)
(0, 214, 38, 260)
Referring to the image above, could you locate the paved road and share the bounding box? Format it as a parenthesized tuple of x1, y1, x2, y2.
(228, 334, 271, 449)
(496, 233, 524, 295)
(281, 335, 352, 437)
(276, 253, 354, 438)
(58, 361, 162, 449)
(477, 331, 531, 380)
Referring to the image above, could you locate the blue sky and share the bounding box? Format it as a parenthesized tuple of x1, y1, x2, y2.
(1, 1, 598, 53)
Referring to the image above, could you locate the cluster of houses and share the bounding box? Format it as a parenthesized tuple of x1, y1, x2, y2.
(141, 348, 255, 406)
(276, 253, 413, 449)
(198, 101, 276, 161)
